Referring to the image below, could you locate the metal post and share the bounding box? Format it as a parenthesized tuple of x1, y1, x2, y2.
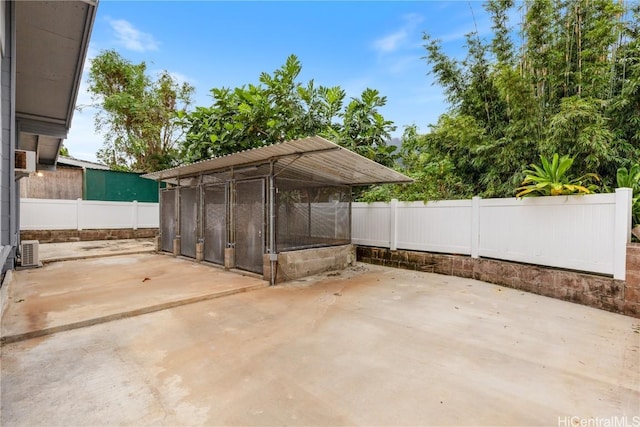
(268, 162, 277, 286)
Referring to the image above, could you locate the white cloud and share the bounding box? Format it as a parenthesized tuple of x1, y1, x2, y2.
(372, 13, 423, 54)
(373, 30, 408, 53)
(167, 71, 194, 86)
(108, 18, 159, 52)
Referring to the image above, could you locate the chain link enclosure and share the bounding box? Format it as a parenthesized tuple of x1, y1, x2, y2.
(275, 178, 350, 252)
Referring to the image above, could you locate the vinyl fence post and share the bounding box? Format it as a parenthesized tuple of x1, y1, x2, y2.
(471, 196, 480, 258)
(613, 188, 632, 280)
(132, 200, 138, 230)
(390, 199, 398, 250)
(76, 198, 82, 231)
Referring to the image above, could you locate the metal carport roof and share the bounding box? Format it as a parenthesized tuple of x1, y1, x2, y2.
(142, 136, 413, 186)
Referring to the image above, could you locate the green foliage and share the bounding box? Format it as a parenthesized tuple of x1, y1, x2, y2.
(87, 50, 195, 172)
(359, 125, 473, 202)
(179, 55, 396, 167)
(59, 144, 69, 157)
(617, 164, 640, 226)
(616, 164, 640, 191)
(396, 0, 640, 202)
(515, 154, 599, 197)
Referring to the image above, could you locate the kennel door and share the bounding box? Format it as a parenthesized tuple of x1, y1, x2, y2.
(203, 184, 226, 265)
(160, 189, 176, 253)
(234, 179, 265, 274)
(179, 186, 198, 258)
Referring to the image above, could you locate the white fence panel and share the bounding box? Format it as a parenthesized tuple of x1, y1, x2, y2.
(478, 194, 616, 275)
(351, 191, 631, 278)
(20, 198, 159, 230)
(352, 202, 391, 247)
(20, 199, 77, 230)
(396, 200, 472, 255)
(138, 202, 161, 229)
(78, 201, 135, 229)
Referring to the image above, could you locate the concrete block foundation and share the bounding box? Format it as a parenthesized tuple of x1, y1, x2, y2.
(224, 248, 235, 269)
(195, 243, 204, 262)
(263, 245, 355, 284)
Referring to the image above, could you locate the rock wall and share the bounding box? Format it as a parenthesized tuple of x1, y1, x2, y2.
(20, 229, 158, 243)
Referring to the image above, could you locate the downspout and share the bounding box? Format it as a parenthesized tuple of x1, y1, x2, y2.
(268, 161, 277, 286)
(7, 0, 17, 270)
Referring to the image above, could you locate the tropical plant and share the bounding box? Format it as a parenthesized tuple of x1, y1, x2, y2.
(515, 154, 599, 197)
(179, 55, 397, 167)
(616, 164, 640, 191)
(616, 164, 640, 226)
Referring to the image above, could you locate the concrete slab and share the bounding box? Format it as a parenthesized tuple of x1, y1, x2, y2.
(1, 253, 267, 343)
(37, 238, 156, 263)
(1, 264, 638, 426)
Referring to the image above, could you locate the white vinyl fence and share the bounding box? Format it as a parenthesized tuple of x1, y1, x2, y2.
(352, 189, 633, 280)
(20, 198, 159, 230)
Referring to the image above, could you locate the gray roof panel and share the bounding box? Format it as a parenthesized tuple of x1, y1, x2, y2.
(142, 136, 413, 186)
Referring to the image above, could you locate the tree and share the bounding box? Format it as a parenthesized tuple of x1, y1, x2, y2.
(87, 50, 195, 172)
(179, 55, 397, 166)
(331, 88, 397, 167)
(406, 0, 640, 200)
(358, 125, 473, 202)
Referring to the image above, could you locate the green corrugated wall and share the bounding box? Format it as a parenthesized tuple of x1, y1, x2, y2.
(84, 169, 162, 202)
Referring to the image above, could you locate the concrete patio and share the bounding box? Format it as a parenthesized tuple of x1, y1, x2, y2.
(37, 238, 156, 263)
(1, 256, 638, 426)
(1, 253, 266, 343)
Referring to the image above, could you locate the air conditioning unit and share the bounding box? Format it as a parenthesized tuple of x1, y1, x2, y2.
(21, 240, 40, 267)
(15, 149, 36, 173)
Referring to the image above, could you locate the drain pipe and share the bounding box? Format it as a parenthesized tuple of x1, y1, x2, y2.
(268, 163, 277, 286)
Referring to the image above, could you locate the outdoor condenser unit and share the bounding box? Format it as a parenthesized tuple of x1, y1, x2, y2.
(21, 240, 40, 267)
(15, 149, 36, 173)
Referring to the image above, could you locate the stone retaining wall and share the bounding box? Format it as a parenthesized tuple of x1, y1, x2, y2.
(625, 243, 640, 316)
(357, 245, 640, 318)
(20, 229, 158, 243)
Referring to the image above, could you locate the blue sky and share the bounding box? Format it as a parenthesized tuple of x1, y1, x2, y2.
(66, 1, 500, 162)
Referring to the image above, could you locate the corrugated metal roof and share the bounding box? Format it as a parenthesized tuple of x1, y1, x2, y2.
(58, 156, 110, 170)
(142, 136, 413, 186)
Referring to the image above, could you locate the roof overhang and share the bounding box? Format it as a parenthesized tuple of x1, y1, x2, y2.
(15, 0, 97, 170)
(142, 136, 413, 186)
(57, 155, 110, 170)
